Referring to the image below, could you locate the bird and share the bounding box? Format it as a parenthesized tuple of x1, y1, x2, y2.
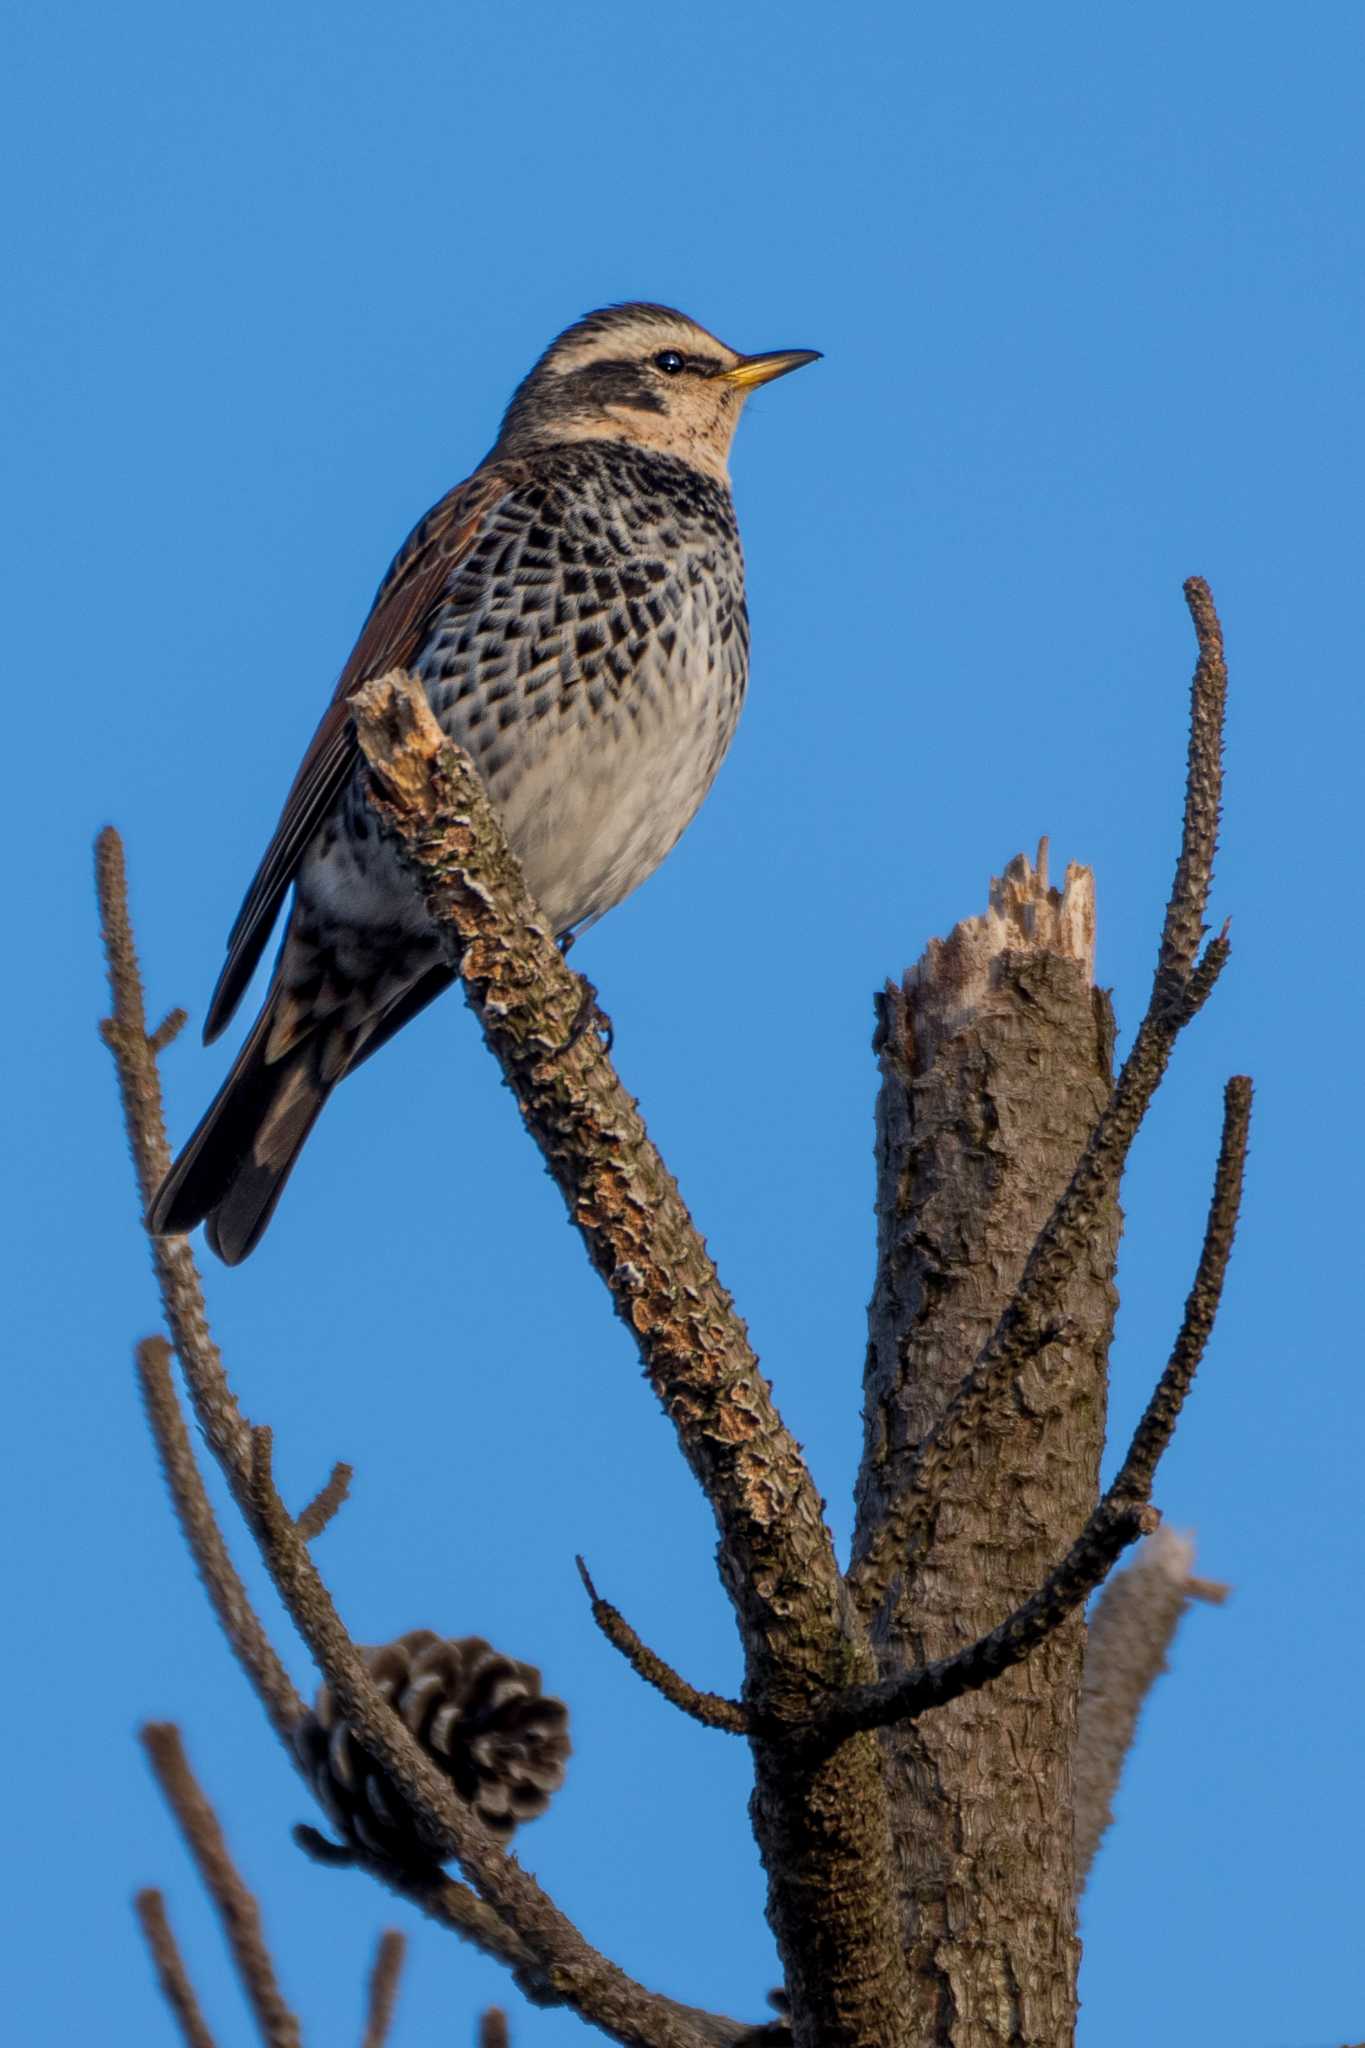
(150, 302, 820, 1264)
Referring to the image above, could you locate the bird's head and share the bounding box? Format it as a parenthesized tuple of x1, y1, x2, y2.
(493, 303, 820, 479)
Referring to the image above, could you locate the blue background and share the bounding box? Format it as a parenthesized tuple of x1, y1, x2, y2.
(5, 3, 1362, 2041)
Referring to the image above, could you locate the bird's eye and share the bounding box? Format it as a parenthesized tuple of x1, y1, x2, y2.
(654, 349, 685, 374)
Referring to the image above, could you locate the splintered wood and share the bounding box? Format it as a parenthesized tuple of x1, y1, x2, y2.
(904, 839, 1096, 1064)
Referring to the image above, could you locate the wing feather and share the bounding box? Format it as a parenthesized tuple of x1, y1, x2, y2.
(203, 465, 515, 1041)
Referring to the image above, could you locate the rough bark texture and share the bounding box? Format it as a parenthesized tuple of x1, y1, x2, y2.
(853, 846, 1121, 2048)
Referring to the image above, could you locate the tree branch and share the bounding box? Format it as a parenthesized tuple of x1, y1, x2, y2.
(850, 576, 1232, 1605)
(348, 670, 912, 2047)
(296, 1835, 758, 2046)
(479, 2013, 510, 2048)
(136, 1337, 305, 1746)
(97, 828, 252, 1487)
(1074, 1525, 1228, 1895)
(296, 1461, 354, 1541)
(360, 1929, 406, 2048)
(346, 677, 845, 1674)
(1109, 1075, 1251, 1501)
(575, 1558, 749, 1734)
(134, 1888, 219, 2048)
(140, 1723, 302, 2048)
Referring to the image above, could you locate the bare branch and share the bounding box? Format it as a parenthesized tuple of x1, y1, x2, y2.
(1074, 1525, 1228, 1894)
(150, 1007, 190, 1055)
(102, 869, 570, 2016)
(360, 1929, 406, 2048)
(136, 1338, 305, 1746)
(575, 1557, 749, 1734)
(247, 1422, 736, 2048)
(810, 1070, 1250, 1747)
(140, 1723, 302, 2048)
(1154, 579, 1228, 1007)
(1109, 1075, 1252, 1501)
(134, 1888, 218, 2048)
(850, 578, 1234, 1605)
(1186, 1575, 1230, 1605)
(799, 1500, 1154, 1750)
(299, 1828, 758, 2046)
(479, 2013, 510, 2048)
(347, 679, 844, 1664)
(96, 828, 251, 1485)
(296, 1461, 354, 1541)
(348, 671, 911, 2048)
(293, 1826, 554, 1989)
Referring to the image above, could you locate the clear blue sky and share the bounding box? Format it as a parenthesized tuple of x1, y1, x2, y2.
(5, 3, 1362, 2041)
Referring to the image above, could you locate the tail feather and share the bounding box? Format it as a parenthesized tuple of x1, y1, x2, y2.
(150, 992, 333, 1266)
(152, 949, 455, 1264)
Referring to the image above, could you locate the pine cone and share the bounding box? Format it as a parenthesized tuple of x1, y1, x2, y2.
(294, 1630, 570, 1862)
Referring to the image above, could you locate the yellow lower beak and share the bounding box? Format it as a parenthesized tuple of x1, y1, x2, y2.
(715, 349, 822, 390)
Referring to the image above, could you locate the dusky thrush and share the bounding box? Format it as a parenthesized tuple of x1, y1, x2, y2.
(151, 303, 819, 1262)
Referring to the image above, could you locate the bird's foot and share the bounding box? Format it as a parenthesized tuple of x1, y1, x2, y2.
(558, 972, 614, 1057)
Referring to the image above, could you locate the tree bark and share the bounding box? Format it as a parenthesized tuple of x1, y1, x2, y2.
(853, 845, 1121, 2048)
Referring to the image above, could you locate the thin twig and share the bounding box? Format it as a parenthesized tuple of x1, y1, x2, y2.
(97, 828, 251, 1485)
(134, 1888, 219, 2048)
(1110, 1075, 1252, 1500)
(140, 1723, 302, 2048)
(292, 1826, 554, 1988)
(297, 1462, 354, 1541)
(298, 1810, 758, 2046)
(360, 1929, 406, 2048)
(1186, 1575, 1230, 1605)
(1154, 579, 1228, 1007)
(150, 1007, 190, 1055)
(136, 1339, 305, 1745)
(850, 578, 1233, 1606)
(247, 1423, 732, 2048)
(807, 1072, 1250, 1747)
(575, 1558, 749, 1734)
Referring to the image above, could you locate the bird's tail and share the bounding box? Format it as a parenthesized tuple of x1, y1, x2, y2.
(149, 986, 333, 1266)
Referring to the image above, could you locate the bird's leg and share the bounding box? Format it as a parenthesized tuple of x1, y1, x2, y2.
(557, 970, 614, 1057)
(551, 928, 613, 1053)
(568, 974, 614, 1056)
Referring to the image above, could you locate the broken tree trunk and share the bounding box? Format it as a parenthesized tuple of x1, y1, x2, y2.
(853, 844, 1121, 2048)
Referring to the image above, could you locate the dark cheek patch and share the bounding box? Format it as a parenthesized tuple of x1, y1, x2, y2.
(557, 361, 668, 416)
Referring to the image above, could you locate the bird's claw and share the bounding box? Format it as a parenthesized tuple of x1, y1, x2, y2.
(558, 973, 614, 1057)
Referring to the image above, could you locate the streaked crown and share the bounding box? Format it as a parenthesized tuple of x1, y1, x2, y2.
(494, 303, 819, 479)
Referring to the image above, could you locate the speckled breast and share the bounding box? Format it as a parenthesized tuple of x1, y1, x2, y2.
(415, 440, 749, 935)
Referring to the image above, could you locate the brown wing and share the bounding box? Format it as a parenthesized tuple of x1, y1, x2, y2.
(203, 463, 516, 1042)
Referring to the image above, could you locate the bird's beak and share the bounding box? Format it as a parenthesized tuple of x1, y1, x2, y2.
(714, 348, 823, 390)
